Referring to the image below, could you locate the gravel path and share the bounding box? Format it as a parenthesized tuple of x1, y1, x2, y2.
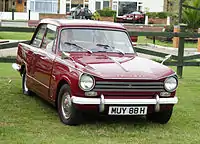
(0, 47, 17, 57)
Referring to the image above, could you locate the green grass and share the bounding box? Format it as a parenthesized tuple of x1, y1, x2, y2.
(0, 63, 200, 144)
(138, 36, 198, 48)
(0, 32, 33, 40)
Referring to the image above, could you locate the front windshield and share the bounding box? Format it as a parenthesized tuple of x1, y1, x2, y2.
(59, 28, 135, 54)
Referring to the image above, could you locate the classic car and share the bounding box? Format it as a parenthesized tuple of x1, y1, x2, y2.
(116, 11, 145, 24)
(13, 19, 178, 125)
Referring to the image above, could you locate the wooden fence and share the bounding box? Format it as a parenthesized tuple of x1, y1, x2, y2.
(1, 26, 200, 78)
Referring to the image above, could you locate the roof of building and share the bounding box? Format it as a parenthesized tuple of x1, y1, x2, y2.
(39, 19, 126, 30)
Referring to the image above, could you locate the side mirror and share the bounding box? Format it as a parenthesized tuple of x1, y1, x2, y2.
(61, 51, 70, 59)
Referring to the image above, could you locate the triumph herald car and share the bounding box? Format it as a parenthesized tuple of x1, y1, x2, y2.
(13, 19, 178, 125)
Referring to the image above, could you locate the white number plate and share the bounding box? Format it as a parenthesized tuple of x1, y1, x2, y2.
(108, 106, 147, 115)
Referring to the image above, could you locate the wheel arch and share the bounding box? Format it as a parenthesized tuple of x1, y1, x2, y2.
(55, 79, 70, 108)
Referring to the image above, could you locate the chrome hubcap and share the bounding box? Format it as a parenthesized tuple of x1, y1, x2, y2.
(61, 92, 72, 119)
(24, 74, 28, 92)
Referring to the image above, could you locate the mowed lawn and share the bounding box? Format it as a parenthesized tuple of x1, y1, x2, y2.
(0, 63, 200, 144)
(0, 32, 33, 40)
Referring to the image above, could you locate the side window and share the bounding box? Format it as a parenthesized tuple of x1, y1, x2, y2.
(41, 24, 57, 52)
(31, 24, 46, 48)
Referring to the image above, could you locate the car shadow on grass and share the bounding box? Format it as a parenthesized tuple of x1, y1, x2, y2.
(18, 91, 159, 127)
(82, 113, 151, 126)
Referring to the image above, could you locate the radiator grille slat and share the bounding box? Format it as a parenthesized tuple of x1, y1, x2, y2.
(94, 81, 164, 92)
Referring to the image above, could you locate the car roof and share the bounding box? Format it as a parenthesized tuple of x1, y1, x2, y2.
(40, 19, 126, 30)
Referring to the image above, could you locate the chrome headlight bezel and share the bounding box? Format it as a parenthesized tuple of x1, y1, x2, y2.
(164, 76, 178, 92)
(79, 74, 95, 91)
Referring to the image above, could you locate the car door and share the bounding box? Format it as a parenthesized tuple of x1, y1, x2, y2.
(29, 24, 47, 94)
(32, 24, 57, 99)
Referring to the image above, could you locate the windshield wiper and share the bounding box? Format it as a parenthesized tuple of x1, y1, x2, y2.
(64, 42, 92, 54)
(114, 49, 125, 56)
(96, 43, 125, 55)
(96, 43, 113, 49)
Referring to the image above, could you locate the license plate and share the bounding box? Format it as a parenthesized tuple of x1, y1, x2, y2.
(127, 18, 132, 20)
(108, 106, 147, 115)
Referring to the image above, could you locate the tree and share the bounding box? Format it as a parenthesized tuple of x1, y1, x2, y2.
(182, 0, 200, 30)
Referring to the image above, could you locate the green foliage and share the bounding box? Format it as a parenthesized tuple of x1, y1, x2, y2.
(164, 25, 174, 32)
(91, 11, 101, 20)
(146, 12, 171, 19)
(182, 0, 200, 30)
(8, 8, 16, 12)
(146, 12, 157, 18)
(157, 12, 168, 19)
(97, 8, 116, 17)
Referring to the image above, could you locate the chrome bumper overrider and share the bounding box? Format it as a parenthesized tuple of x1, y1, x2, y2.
(12, 63, 21, 71)
(71, 95, 178, 112)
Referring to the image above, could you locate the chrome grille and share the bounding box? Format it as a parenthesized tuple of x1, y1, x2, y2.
(94, 81, 165, 92)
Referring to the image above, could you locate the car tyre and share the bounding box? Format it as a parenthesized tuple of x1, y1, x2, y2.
(22, 72, 32, 96)
(146, 109, 173, 124)
(57, 84, 82, 126)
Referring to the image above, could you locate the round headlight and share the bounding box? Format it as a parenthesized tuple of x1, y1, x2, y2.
(79, 74, 95, 91)
(164, 77, 178, 92)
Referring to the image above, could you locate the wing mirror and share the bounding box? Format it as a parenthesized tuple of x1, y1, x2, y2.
(61, 51, 71, 59)
(61, 51, 76, 63)
(161, 54, 172, 64)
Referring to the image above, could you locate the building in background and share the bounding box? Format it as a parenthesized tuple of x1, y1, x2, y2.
(27, 0, 58, 13)
(59, 0, 164, 16)
(0, 0, 165, 16)
(0, 0, 27, 12)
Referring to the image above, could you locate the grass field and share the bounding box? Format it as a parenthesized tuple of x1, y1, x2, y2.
(0, 32, 33, 40)
(0, 63, 200, 144)
(137, 36, 198, 48)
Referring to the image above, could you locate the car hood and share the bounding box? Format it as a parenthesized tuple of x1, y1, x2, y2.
(71, 54, 175, 80)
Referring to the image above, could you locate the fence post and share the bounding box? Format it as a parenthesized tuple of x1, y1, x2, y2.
(28, 10, 31, 20)
(173, 25, 180, 48)
(198, 28, 200, 52)
(145, 15, 148, 25)
(167, 16, 170, 25)
(177, 24, 186, 78)
(12, 9, 14, 20)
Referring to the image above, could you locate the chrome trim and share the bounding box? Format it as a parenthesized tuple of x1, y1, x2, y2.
(12, 63, 21, 71)
(71, 96, 178, 105)
(94, 81, 164, 92)
(108, 56, 129, 72)
(155, 95, 160, 112)
(164, 76, 178, 92)
(99, 94, 105, 112)
(93, 89, 165, 92)
(26, 74, 50, 89)
(96, 81, 163, 85)
(78, 73, 95, 91)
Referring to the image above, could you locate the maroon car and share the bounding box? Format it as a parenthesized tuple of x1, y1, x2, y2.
(116, 11, 145, 23)
(13, 19, 178, 125)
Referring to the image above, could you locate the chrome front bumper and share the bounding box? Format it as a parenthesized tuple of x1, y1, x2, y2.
(71, 95, 178, 112)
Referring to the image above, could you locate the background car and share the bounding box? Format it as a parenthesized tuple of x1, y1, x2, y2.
(66, 5, 93, 20)
(116, 11, 145, 24)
